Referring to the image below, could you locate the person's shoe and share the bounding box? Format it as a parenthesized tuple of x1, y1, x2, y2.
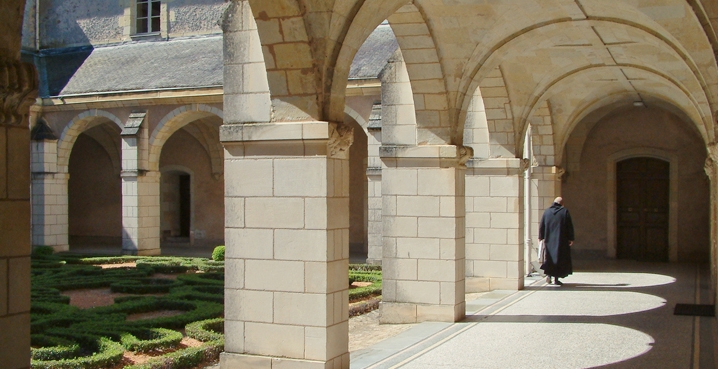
(554, 279, 563, 286)
(546, 276, 552, 284)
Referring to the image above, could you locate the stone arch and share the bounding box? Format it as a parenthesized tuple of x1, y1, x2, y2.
(148, 104, 223, 172)
(344, 105, 368, 133)
(159, 165, 196, 242)
(57, 110, 124, 173)
(463, 85, 490, 159)
(529, 101, 556, 166)
(478, 67, 515, 157)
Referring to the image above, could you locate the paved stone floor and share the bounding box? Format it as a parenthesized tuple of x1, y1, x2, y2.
(352, 259, 716, 369)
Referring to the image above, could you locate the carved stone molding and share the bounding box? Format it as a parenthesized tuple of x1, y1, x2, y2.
(0, 57, 38, 126)
(328, 122, 354, 159)
(519, 158, 531, 172)
(555, 166, 566, 180)
(458, 145, 473, 166)
(705, 157, 714, 180)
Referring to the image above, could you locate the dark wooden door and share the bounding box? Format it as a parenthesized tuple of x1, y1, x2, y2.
(617, 158, 669, 262)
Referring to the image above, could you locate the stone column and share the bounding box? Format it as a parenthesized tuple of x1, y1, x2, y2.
(465, 158, 526, 292)
(529, 166, 563, 269)
(220, 121, 352, 369)
(366, 118, 383, 265)
(379, 145, 468, 324)
(121, 119, 160, 256)
(31, 136, 69, 252)
(0, 55, 37, 369)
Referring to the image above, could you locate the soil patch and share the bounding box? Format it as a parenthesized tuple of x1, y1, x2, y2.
(351, 281, 373, 288)
(62, 288, 167, 309)
(97, 262, 137, 269)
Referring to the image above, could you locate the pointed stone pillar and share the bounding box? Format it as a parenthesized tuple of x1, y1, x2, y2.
(366, 110, 383, 265)
(379, 145, 469, 323)
(121, 112, 160, 255)
(31, 129, 69, 252)
(465, 158, 526, 292)
(220, 121, 352, 369)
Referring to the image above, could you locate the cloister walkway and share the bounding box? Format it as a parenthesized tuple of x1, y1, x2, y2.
(352, 259, 716, 369)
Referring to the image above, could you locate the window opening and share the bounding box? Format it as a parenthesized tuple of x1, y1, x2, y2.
(136, 0, 161, 34)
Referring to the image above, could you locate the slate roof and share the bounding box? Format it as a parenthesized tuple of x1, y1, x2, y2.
(31, 24, 397, 97)
(348, 24, 398, 80)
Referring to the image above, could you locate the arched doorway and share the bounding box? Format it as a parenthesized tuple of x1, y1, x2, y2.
(616, 157, 669, 262)
(160, 168, 192, 243)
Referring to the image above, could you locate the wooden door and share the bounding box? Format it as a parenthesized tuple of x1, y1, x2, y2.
(617, 158, 669, 262)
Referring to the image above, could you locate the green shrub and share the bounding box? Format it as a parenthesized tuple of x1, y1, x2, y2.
(185, 318, 223, 342)
(31, 336, 124, 369)
(121, 328, 183, 352)
(33, 246, 55, 257)
(212, 246, 225, 261)
(176, 272, 223, 286)
(110, 278, 183, 294)
(124, 340, 224, 369)
(30, 335, 81, 361)
(349, 264, 382, 272)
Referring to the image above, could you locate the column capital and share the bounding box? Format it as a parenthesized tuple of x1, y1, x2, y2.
(220, 121, 354, 159)
(380, 144, 472, 168)
(0, 57, 38, 126)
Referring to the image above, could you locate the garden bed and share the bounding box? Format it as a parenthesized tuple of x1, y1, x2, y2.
(30, 250, 383, 369)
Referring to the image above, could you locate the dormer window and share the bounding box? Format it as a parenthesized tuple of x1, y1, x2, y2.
(136, 0, 161, 34)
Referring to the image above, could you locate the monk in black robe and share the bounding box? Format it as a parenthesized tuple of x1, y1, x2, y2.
(539, 197, 574, 285)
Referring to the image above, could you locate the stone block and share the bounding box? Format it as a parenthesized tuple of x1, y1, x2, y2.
(245, 260, 304, 292)
(418, 169, 455, 196)
(465, 212, 490, 228)
(224, 197, 245, 227)
(490, 278, 523, 291)
(223, 320, 244, 353)
(275, 230, 327, 261)
(490, 212, 520, 229)
(472, 260, 507, 278)
(305, 197, 328, 230)
(396, 280, 440, 304)
(224, 259, 245, 289)
(221, 352, 271, 369)
(274, 292, 328, 326)
(489, 176, 520, 197)
(396, 237, 440, 259)
(224, 159, 273, 196)
(383, 257, 418, 280)
(304, 323, 348, 361)
(465, 176, 490, 196)
(383, 216, 417, 238)
(474, 228, 507, 245)
(382, 169, 417, 195)
(379, 302, 417, 324)
(465, 277, 491, 292)
(416, 303, 463, 322)
(245, 322, 305, 358)
(7, 127, 30, 199)
(0, 313, 30, 369)
(396, 195, 439, 216)
(490, 244, 520, 261)
(417, 259, 458, 282)
(0, 201, 30, 257)
(466, 243, 490, 260)
(417, 217, 456, 239)
(8, 257, 30, 314)
(245, 197, 304, 229)
(225, 228, 273, 259)
(473, 196, 507, 212)
(0, 260, 6, 316)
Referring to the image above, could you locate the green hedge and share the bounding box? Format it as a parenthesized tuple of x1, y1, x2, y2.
(121, 328, 183, 352)
(176, 272, 223, 286)
(124, 340, 224, 369)
(30, 335, 81, 361)
(185, 318, 223, 342)
(31, 336, 124, 369)
(110, 278, 184, 294)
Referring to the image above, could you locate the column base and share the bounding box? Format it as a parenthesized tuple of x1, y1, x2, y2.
(122, 248, 161, 256)
(465, 277, 524, 292)
(379, 302, 465, 324)
(220, 352, 349, 369)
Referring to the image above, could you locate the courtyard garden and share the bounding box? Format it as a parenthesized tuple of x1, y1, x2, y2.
(29, 247, 382, 369)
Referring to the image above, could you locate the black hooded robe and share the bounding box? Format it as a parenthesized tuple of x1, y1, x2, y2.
(539, 202, 575, 278)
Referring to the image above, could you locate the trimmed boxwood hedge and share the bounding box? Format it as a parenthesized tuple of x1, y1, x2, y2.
(30, 335, 81, 361)
(185, 318, 223, 342)
(31, 336, 125, 369)
(110, 278, 184, 294)
(121, 328, 184, 352)
(124, 339, 224, 369)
